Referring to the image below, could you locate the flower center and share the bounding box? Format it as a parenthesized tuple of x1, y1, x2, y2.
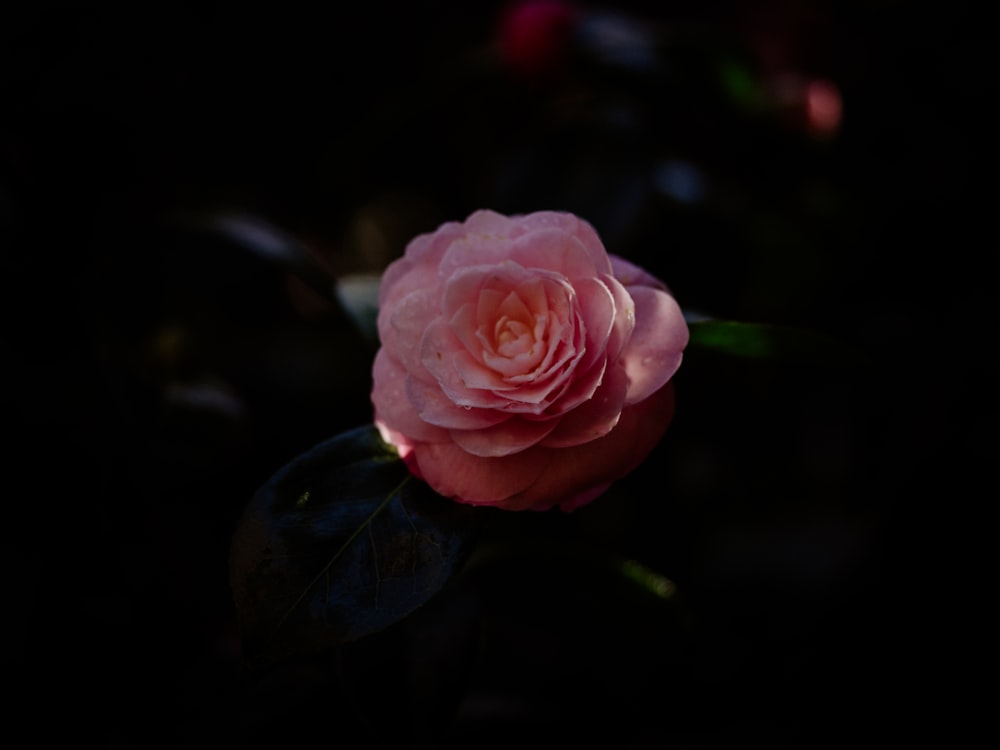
(495, 316, 535, 357)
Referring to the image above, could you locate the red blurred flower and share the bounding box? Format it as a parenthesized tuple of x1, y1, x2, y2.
(498, 0, 581, 81)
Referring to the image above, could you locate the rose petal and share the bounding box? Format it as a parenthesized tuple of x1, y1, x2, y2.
(439, 234, 527, 278)
(448, 301, 483, 360)
(509, 228, 604, 280)
(410, 381, 676, 511)
(441, 266, 490, 322)
(377, 254, 419, 308)
(518, 212, 613, 275)
(439, 227, 603, 283)
(377, 216, 474, 316)
(539, 355, 606, 416)
(371, 349, 450, 443)
(505, 304, 575, 385)
(541, 361, 628, 447)
(570, 276, 616, 372)
(452, 350, 517, 394)
(379, 228, 454, 307)
(422, 319, 556, 410)
(601, 273, 636, 362)
(422, 318, 510, 397)
(407, 368, 512, 429)
(620, 286, 689, 405)
(568, 215, 615, 275)
(409, 440, 550, 508)
(462, 208, 513, 235)
(523, 381, 676, 510)
(379, 288, 441, 374)
(438, 267, 587, 409)
(443, 265, 557, 377)
(609, 253, 668, 291)
(477, 287, 542, 376)
(449, 414, 560, 457)
(499, 276, 578, 387)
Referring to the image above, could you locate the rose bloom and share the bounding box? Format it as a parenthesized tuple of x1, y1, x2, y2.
(371, 209, 688, 511)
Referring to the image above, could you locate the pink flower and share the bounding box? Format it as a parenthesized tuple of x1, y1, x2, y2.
(371, 209, 688, 511)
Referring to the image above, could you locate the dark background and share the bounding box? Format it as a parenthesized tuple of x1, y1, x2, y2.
(2, 1, 980, 746)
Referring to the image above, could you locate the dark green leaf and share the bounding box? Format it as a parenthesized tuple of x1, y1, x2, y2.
(687, 319, 857, 365)
(229, 424, 480, 670)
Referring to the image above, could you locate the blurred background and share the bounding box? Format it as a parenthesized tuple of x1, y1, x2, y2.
(2, 0, 979, 747)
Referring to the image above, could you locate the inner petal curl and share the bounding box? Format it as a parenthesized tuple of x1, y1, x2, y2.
(438, 264, 592, 411)
(478, 288, 545, 372)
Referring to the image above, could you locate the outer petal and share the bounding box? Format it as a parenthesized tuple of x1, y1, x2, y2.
(520, 381, 676, 511)
(376, 216, 472, 330)
(371, 349, 450, 443)
(609, 253, 668, 291)
(438, 227, 600, 281)
(620, 286, 689, 405)
(378, 224, 457, 307)
(600, 272, 636, 363)
(377, 254, 420, 308)
(517, 212, 614, 275)
(406, 372, 511, 430)
(540, 362, 629, 447)
(569, 276, 616, 374)
(408, 440, 551, 508)
(540, 356, 605, 416)
(410, 381, 676, 511)
(449, 414, 560, 457)
(420, 318, 497, 397)
(379, 288, 440, 375)
(462, 208, 514, 235)
(509, 228, 602, 280)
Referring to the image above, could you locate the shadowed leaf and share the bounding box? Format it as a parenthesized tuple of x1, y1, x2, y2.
(229, 425, 480, 670)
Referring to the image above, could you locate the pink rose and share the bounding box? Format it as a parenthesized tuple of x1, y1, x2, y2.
(371, 209, 688, 512)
